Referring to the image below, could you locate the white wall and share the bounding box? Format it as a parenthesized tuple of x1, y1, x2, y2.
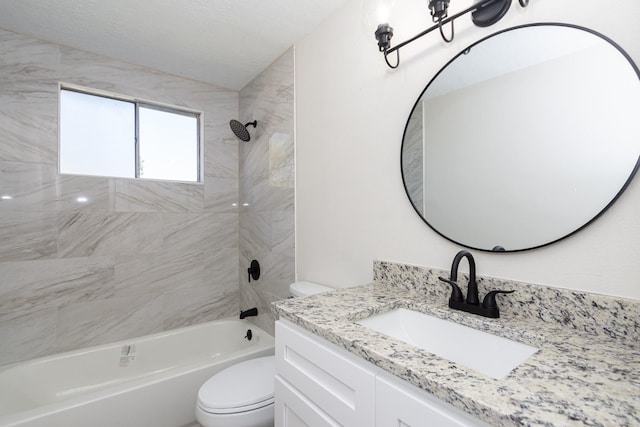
(295, 0, 640, 299)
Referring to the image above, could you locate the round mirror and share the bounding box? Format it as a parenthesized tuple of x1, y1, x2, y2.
(401, 23, 640, 252)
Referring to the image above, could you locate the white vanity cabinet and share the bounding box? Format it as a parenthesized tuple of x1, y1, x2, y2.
(375, 373, 490, 427)
(275, 319, 490, 427)
(275, 320, 376, 426)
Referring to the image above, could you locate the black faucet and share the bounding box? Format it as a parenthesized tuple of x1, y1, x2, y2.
(239, 307, 258, 319)
(438, 250, 513, 318)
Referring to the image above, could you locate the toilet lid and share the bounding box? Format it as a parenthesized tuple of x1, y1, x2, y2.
(289, 281, 332, 297)
(198, 355, 275, 414)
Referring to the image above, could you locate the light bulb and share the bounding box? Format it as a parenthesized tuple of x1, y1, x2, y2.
(360, 0, 398, 42)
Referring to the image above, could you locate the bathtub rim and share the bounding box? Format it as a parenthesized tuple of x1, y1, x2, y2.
(0, 317, 272, 371)
(0, 317, 274, 426)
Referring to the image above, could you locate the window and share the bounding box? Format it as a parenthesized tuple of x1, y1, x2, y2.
(59, 87, 201, 182)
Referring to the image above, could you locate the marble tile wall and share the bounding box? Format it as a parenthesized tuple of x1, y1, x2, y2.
(0, 29, 241, 366)
(239, 49, 295, 335)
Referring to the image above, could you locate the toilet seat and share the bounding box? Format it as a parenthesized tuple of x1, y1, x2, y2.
(197, 355, 275, 415)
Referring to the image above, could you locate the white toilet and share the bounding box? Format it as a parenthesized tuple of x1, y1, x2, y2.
(195, 281, 332, 427)
(288, 281, 333, 298)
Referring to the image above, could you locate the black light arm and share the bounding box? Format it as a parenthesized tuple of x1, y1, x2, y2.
(375, 0, 530, 69)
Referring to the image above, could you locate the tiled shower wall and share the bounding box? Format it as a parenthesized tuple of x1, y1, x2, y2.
(239, 49, 295, 335)
(0, 29, 241, 366)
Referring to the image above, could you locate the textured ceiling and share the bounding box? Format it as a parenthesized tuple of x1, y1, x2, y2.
(0, 0, 350, 90)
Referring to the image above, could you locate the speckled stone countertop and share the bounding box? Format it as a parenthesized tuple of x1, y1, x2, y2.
(273, 261, 640, 427)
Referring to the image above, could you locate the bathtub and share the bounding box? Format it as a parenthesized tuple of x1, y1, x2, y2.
(0, 318, 274, 427)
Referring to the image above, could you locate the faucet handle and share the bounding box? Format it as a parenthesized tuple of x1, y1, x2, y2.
(438, 276, 464, 302)
(482, 290, 514, 310)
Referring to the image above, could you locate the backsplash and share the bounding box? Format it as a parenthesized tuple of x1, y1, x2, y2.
(374, 260, 640, 341)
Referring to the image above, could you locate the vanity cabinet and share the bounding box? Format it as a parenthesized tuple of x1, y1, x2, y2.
(275, 376, 341, 426)
(275, 319, 489, 427)
(275, 320, 375, 426)
(375, 373, 489, 427)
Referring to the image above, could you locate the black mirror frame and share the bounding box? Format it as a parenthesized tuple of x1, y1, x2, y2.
(400, 22, 640, 253)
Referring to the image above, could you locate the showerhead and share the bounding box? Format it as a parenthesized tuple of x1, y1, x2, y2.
(229, 119, 257, 142)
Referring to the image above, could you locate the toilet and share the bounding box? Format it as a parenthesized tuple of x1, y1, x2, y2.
(288, 280, 333, 298)
(195, 281, 332, 427)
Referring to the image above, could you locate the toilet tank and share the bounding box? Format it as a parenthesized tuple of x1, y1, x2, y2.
(289, 281, 332, 298)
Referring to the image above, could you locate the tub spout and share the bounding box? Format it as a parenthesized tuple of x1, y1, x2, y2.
(239, 307, 258, 319)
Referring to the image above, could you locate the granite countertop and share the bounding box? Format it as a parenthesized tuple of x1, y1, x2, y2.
(273, 262, 640, 427)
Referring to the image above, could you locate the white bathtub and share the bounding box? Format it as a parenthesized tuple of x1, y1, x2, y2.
(0, 318, 274, 427)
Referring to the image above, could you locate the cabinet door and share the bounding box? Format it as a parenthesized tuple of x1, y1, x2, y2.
(275, 376, 340, 427)
(375, 375, 490, 427)
(276, 320, 376, 426)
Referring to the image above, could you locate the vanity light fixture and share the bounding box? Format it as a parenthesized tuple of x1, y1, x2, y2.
(375, 0, 530, 68)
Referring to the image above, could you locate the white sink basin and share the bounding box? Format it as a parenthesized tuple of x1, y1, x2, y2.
(356, 308, 538, 379)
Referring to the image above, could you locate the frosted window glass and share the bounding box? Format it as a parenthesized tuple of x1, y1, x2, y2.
(139, 107, 199, 182)
(60, 90, 135, 178)
(59, 88, 201, 183)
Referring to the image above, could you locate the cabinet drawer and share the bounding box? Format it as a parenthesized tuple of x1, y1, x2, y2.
(275, 320, 375, 426)
(275, 375, 340, 427)
(376, 374, 491, 427)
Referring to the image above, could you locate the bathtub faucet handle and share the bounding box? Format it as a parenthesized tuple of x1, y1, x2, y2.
(247, 259, 260, 282)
